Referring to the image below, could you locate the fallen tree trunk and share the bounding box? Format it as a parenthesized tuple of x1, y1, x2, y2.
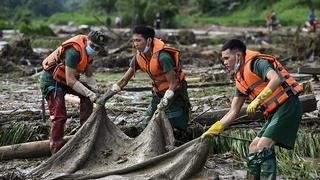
(123, 82, 232, 92)
(195, 94, 317, 126)
(0, 136, 72, 160)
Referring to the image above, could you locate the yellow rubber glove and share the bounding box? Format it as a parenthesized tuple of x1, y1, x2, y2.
(246, 87, 273, 117)
(201, 121, 224, 139)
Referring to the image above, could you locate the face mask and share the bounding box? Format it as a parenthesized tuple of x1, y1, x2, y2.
(234, 62, 241, 71)
(142, 38, 151, 53)
(85, 45, 98, 56)
(143, 45, 150, 53)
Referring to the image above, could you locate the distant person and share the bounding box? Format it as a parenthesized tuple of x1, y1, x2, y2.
(133, 14, 142, 29)
(266, 11, 280, 31)
(106, 16, 112, 27)
(115, 16, 122, 28)
(40, 31, 107, 154)
(201, 39, 303, 179)
(155, 12, 161, 30)
(308, 9, 318, 32)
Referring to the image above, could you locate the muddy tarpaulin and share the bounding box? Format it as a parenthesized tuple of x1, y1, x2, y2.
(28, 91, 211, 179)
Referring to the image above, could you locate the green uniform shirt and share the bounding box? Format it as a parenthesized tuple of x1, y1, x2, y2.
(39, 47, 80, 98)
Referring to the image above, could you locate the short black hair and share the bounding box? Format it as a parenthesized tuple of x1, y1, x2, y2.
(221, 39, 246, 53)
(133, 25, 155, 39)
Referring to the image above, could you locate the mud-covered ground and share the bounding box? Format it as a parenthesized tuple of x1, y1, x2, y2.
(0, 25, 320, 179)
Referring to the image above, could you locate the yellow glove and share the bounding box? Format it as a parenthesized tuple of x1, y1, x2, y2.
(246, 87, 273, 117)
(201, 121, 224, 139)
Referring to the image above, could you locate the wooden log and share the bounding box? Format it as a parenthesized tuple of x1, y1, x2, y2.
(123, 82, 232, 92)
(0, 136, 72, 160)
(298, 66, 320, 75)
(195, 94, 317, 126)
(298, 66, 320, 81)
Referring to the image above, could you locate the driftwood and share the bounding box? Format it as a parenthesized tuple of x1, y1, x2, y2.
(93, 15, 123, 40)
(123, 82, 232, 92)
(108, 40, 132, 55)
(195, 94, 317, 126)
(0, 136, 72, 160)
(298, 66, 320, 81)
(298, 66, 320, 75)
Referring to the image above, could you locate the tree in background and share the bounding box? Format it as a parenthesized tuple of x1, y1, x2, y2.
(116, 0, 148, 27)
(144, 0, 178, 28)
(86, 0, 117, 14)
(25, 0, 64, 17)
(0, 0, 23, 19)
(115, 0, 178, 28)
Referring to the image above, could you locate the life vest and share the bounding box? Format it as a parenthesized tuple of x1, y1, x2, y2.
(235, 50, 303, 116)
(42, 35, 93, 84)
(134, 38, 185, 93)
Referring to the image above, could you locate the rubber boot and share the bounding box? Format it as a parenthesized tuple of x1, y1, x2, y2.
(260, 148, 276, 180)
(246, 148, 277, 180)
(50, 122, 65, 154)
(79, 95, 93, 126)
(47, 91, 67, 154)
(246, 152, 261, 180)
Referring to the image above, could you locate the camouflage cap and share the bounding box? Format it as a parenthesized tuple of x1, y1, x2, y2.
(88, 30, 107, 49)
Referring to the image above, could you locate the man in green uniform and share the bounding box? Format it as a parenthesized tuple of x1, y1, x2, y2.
(40, 31, 107, 154)
(201, 39, 303, 179)
(110, 25, 190, 131)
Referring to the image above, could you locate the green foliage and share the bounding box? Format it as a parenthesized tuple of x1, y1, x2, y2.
(31, 39, 62, 48)
(144, 0, 179, 28)
(0, 20, 12, 30)
(25, 0, 64, 17)
(189, 86, 233, 98)
(196, 0, 234, 15)
(48, 12, 104, 25)
(0, 0, 23, 19)
(1, 0, 320, 28)
(211, 128, 320, 178)
(116, 0, 148, 27)
(177, 0, 320, 27)
(87, 0, 117, 14)
(115, 0, 179, 28)
(0, 122, 46, 146)
(18, 23, 55, 36)
(14, 7, 33, 25)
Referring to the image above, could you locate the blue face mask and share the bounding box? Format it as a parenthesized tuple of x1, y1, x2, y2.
(234, 62, 241, 71)
(143, 45, 150, 53)
(143, 38, 151, 53)
(85, 45, 98, 56)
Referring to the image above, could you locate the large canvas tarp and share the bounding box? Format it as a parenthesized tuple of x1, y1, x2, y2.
(28, 92, 211, 179)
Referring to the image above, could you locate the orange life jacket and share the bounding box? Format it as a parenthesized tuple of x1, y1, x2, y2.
(235, 50, 303, 116)
(42, 35, 93, 84)
(134, 38, 185, 93)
